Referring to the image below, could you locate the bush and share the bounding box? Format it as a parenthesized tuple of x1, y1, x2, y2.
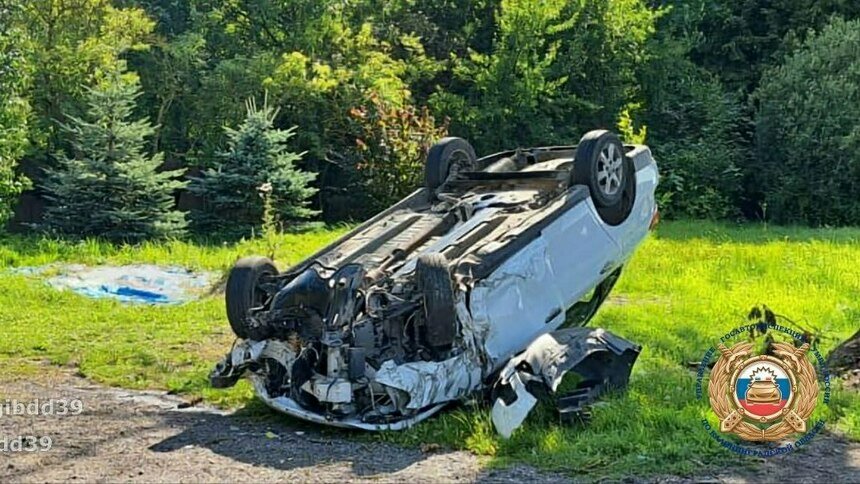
(642, 68, 744, 219)
(638, 6, 745, 220)
(42, 73, 187, 242)
(347, 91, 448, 213)
(0, 6, 31, 224)
(190, 98, 318, 237)
(754, 17, 860, 226)
(430, 0, 658, 154)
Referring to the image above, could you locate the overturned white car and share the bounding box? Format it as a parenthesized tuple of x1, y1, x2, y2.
(211, 130, 659, 435)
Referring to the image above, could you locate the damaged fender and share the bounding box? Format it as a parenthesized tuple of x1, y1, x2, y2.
(491, 328, 640, 438)
(374, 352, 483, 410)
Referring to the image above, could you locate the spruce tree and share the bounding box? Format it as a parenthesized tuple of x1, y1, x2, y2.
(190, 98, 318, 237)
(43, 73, 187, 242)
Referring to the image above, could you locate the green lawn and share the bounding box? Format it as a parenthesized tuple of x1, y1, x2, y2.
(1, 221, 858, 478)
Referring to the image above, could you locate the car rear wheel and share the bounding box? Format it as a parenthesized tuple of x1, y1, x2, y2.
(425, 137, 477, 195)
(573, 130, 635, 225)
(226, 256, 278, 339)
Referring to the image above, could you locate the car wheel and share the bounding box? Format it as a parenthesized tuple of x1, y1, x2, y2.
(573, 130, 635, 225)
(416, 253, 457, 349)
(226, 256, 278, 339)
(573, 130, 629, 207)
(425, 137, 477, 195)
(596, 156, 636, 226)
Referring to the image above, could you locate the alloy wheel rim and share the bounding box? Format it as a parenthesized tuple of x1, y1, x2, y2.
(597, 144, 624, 197)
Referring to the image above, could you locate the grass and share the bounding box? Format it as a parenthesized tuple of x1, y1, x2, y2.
(0, 227, 349, 407)
(1, 220, 858, 478)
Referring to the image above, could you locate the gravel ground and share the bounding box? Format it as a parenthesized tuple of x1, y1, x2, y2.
(0, 373, 566, 483)
(0, 372, 857, 483)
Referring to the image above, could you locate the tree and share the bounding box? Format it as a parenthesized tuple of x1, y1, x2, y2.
(347, 90, 448, 215)
(754, 17, 860, 226)
(429, 0, 658, 154)
(690, 0, 860, 95)
(42, 72, 187, 242)
(14, 0, 155, 162)
(638, 1, 744, 219)
(190, 98, 318, 237)
(0, 3, 32, 223)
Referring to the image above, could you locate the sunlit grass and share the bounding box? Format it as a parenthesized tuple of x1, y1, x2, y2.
(381, 220, 860, 477)
(0, 227, 349, 407)
(0, 220, 858, 478)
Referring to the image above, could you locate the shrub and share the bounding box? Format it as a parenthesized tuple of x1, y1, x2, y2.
(754, 17, 860, 226)
(644, 70, 744, 219)
(347, 91, 448, 213)
(190, 98, 318, 237)
(0, 6, 31, 224)
(638, 9, 745, 220)
(42, 73, 187, 242)
(431, 0, 658, 154)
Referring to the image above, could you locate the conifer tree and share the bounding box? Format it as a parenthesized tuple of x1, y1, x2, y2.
(190, 98, 318, 237)
(43, 73, 187, 242)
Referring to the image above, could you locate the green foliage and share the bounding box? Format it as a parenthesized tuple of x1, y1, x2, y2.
(754, 17, 860, 226)
(348, 91, 448, 213)
(692, 0, 860, 94)
(42, 73, 187, 242)
(640, 8, 744, 219)
(6, 0, 860, 228)
(0, 4, 32, 224)
(14, 0, 155, 159)
(432, 0, 658, 154)
(189, 97, 318, 237)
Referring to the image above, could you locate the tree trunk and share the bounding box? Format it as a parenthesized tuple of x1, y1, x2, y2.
(827, 329, 860, 374)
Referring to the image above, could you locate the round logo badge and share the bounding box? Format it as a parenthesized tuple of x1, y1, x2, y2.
(708, 342, 818, 442)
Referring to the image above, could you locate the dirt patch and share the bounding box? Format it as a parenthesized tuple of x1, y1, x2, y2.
(0, 373, 566, 483)
(0, 372, 856, 483)
(828, 330, 860, 389)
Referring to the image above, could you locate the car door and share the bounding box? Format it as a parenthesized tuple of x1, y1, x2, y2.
(470, 193, 621, 367)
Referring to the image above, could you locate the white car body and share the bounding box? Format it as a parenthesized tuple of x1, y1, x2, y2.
(211, 138, 658, 433)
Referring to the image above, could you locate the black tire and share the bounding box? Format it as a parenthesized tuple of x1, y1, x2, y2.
(416, 253, 457, 349)
(573, 130, 635, 225)
(425, 137, 477, 194)
(596, 156, 636, 226)
(573, 130, 629, 208)
(226, 256, 278, 339)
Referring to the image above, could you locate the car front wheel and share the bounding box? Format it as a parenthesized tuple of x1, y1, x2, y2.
(226, 256, 278, 339)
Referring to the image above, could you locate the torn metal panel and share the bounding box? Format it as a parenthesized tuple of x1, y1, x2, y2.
(502, 328, 640, 392)
(251, 376, 447, 431)
(491, 328, 640, 437)
(374, 353, 483, 410)
(469, 197, 622, 367)
(227, 339, 297, 369)
(469, 237, 565, 366)
(491, 372, 538, 438)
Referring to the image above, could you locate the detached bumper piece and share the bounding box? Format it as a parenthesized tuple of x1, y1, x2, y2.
(491, 328, 640, 438)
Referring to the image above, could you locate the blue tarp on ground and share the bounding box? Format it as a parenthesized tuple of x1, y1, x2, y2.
(14, 264, 217, 305)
